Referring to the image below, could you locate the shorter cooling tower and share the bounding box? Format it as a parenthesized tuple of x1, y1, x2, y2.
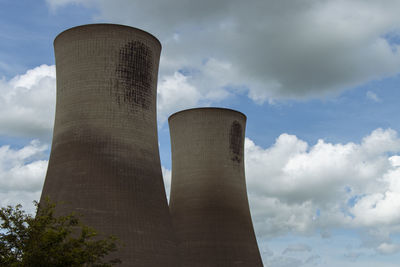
(169, 108, 263, 267)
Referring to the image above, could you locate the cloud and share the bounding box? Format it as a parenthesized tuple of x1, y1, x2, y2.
(282, 244, 312, 254)
(245, 128, 400, 252)
(376, 242, 400, 255)
(305, 254, 321, 265)
(261, 245, 274, 257)
(45, 0, 91, 10)
(262, 244, 320, 267)
(366, 91, 381, 102)
(265, 256, 303, 267)
(157, 59, 238, 121)
(344, 251, 362, 262)
(46, 0, 400, 102)
(0, 140, 49, 213)
(157, 72, 202, 122)
(0, 64, 56, 139)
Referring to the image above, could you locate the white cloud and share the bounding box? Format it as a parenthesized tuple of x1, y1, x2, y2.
(282, 244, 312, 254)
(366, 91, 381, 102)
(245, 128, 400, 253)
(250, 195, 315, 236)
(45, 0, 91, 10)
(157, 58, 241, 122)
(157, 72, 202, 122)
(305, 254, 321, 265)
(350, 165, 400, 227)
(376, 242, 400, 255)
(0, 64, 56, 139)
(261, 245, 274, 257)
(261, 245, 320, 267)
(265, 256, 303, 267)
(344, 251, 362, 262)
(0, 140, 48, 213)
(46, 0, 400, 102)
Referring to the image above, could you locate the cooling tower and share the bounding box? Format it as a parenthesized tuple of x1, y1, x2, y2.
(168, 108, 263, 267)
(40, 24, 179, 266)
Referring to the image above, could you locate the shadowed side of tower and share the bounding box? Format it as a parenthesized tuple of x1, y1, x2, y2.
(40, 24, 180, 266)
(169, 108, 263, 267)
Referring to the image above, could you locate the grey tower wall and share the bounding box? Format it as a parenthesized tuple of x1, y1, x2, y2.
(40, 24, 179, 266)
(168, 108, 263, 267)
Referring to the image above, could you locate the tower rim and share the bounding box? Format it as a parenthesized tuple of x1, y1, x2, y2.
(53, 23, 162, 50)
(168, 107, 247, 122)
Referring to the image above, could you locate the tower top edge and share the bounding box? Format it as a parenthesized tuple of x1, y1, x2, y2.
(54, 23, 162, 49)
(168, 107, 247, 122)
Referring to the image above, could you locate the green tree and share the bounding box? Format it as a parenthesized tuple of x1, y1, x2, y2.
(0, 199, 121, 267)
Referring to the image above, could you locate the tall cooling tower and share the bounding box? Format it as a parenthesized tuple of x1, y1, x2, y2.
(168, 108, 263, 267)
(40, 24, 179, 266)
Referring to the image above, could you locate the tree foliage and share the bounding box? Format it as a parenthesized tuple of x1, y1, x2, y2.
(0, 199, 121, 267)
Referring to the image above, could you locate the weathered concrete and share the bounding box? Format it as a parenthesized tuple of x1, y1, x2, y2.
(40, 24, 180, 266)
(169, 108, 263, 267)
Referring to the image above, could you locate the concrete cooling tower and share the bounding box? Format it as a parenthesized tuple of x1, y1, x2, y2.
(40, 24, 179, 266)
(168, 108, 263, 267)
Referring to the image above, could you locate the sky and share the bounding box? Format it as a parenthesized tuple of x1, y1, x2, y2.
(1, 0, 400, 266)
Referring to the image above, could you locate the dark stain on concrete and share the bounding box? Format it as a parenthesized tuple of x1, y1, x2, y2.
(229, 121, 242, 163)
(115, 41, 153, 110)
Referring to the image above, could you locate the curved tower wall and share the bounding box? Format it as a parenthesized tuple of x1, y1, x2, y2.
(169, 108, 263, 267)
(40, 24, 179, 266)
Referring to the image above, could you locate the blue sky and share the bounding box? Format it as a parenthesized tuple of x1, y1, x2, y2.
(1, 0, 400, 266)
